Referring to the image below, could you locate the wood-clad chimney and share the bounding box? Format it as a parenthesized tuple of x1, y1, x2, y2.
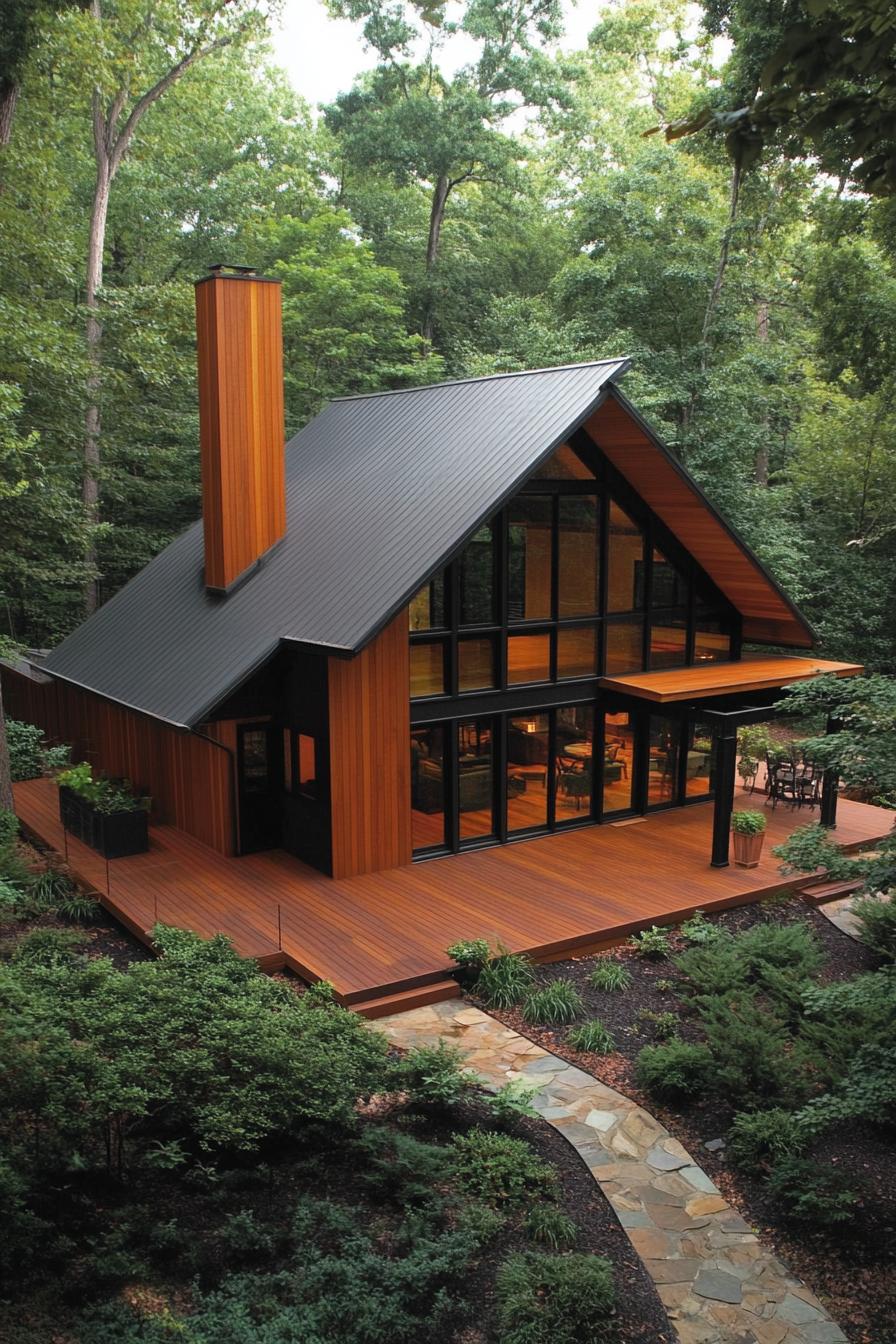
(195, 265, 286, 593)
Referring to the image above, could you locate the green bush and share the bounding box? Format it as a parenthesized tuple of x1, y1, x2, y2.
(522, 978, 583, 1025)
(852, 892, 896, 960)
(446, 938, 492, 970)
(587, 960, 631, 992)
(0, 808, 26, 884)
(675, 922, 824, 1003)
(216, 1208, 275, 1261)
(473, 947, 535, 1008)
(495, 1251, 616, 1344)
(698, 993, 815, 1109)
(525, 1205, 578, 1249)
(396, 1039, 474, 1110)
(766, 1156, 858, 1226)
(6, 927, 84, 968)
(7, 720, 43, 781)
(629, 925, 671, 959)
(486, 1078, 539, 1125)
(636, 1009, 679, 1040)
(679, 910, 721, 945)
(731, 809, 766, 835)
(728, 1109, 804, 1170)
(635, 1038, 712, 1102)
(567, 1019, 616, 1054)
(450, 1128, 556, 1206)
(28, 866, 75, 909)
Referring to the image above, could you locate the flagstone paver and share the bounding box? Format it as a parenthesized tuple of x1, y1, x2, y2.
(815, 895, 862, 941)
(375, 1000, 847, 1344)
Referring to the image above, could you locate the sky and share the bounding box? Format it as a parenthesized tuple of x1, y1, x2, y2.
(270, 0, 606, 107)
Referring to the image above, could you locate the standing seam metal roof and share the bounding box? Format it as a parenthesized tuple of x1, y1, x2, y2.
(40, 359, 629, 728)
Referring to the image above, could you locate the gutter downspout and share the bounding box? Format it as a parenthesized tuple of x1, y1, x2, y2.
(190, 727, 240, 857)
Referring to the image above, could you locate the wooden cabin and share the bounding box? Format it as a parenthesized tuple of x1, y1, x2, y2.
(4, 266, 874, 1009)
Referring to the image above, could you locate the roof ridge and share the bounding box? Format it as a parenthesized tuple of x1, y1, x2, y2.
(329, 357, 629, 403)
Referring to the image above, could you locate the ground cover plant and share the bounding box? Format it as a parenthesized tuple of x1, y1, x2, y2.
(0, 820, 672, 1344)
(478, 897, 896, 1343)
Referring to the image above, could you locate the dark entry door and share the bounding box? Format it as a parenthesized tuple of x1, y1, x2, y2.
(236, 723, 282, 853)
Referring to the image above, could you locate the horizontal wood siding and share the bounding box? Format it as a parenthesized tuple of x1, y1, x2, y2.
(195, 274, 286, 591)
(587, 395, 813, 646)
(1, 665, 234, 854)
(328, 611, 412, 878)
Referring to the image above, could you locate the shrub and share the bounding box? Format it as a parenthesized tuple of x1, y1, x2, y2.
(7, 720, 43, 781)
(635, 1038, 712, 1102)
(28, 866, 75, 909)
(217, 1208, 275, 1261)
(354, 1127, 452, 1205)
(728, 1109, 804, 1170)
(450, 1129, 556, 1206)
(852, 892, 896, 960)
(679, 909, 720, 945)
(525, 1205, 578, 1249)
(495, 1251, 616, 1344)
(396, 1039, 475, 1110)
(731, 809, 766, 835)
(486, 1078, 539, 1125)
(567, 1019, 616, 1054)
(523, 979, 583, 1025)
(446, 938, 492, 970)
(698, 993, 814, 1109)
(629, 925, 671, 959)
(675, 922, 824, 1002)
(766, 1156, 858, 1225)
(588, 960, 631, 992)
(473, 947, 535, 1009)
(55, 891, 101, 923)
(6, 927, 84, 968)
(636, 1009, 679, 1040)
(0, 809, 26, 884)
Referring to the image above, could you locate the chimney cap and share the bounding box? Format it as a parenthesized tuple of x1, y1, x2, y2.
(196, 263, 280, 286)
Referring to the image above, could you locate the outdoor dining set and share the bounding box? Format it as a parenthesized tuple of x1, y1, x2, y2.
(762, 748, 826, 810)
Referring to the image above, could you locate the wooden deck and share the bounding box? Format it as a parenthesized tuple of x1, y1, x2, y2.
(14, 777, 892, 1013)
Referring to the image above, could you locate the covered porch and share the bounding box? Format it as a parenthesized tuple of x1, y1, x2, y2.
(13, 772, 890, 1015)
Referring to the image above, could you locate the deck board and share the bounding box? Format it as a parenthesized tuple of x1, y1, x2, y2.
(14, 777, 892, 1004)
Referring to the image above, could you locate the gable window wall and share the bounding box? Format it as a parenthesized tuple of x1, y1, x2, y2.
(407, 438, 740, 855)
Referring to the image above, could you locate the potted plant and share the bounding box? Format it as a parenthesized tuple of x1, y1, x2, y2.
(57, 763, 150, 858)
(445, 938, 492, 989)
(731, 810, 767, 868)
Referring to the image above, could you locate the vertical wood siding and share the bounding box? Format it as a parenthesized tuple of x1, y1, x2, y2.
(2, 665, 234, 854)
(195, 274, 286, 591)
(328, 612, 412, 878)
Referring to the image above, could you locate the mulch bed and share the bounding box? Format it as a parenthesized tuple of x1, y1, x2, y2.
(476, 894, 896, 1344)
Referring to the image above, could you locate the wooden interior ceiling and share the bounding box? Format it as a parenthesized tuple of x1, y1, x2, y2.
(586, 394, 815, 648)
(599, 653, 864, 704)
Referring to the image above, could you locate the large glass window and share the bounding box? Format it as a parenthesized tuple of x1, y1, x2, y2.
(507, 714, 549, 832)
(458, 719, 494, 841)
(685, 720, 714, 799)
(694, 612, 732, 662)
(649, 611, 688, 669)
(558, 496, 600, 617)
(557, 625, 598, 679)
(507, 632, 551, 685)
(508, 497, 552, 621)
(459, 524, 495, 625)
(603, 712, 635, 814)
(605, 618, 644, 674)
(651, 549, 689, 608)
(555, 706, 594, 822)
(536, 443, 595, 480)
(647, 714, 680, 807)
(409, 571, 446, 631)
(458, 637, 495, 691)
(607, 501, 645, 613)
(411, 726, 447, 850)
(410, 641, 445, 698)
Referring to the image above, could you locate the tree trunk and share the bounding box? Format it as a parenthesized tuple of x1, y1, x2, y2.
(0, 678, 14, 814)
(700, 159, 743, 372)
(754, 299, 770, 485)
(422, 173, 450, 346)
(0, 79, 19, 147)
(83, 157, 111, 615)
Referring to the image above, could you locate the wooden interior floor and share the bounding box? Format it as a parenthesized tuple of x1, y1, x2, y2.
(13, 776, 892, 1009)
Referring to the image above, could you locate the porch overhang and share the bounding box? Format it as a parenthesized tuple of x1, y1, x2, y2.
(598, 654, 864, 705)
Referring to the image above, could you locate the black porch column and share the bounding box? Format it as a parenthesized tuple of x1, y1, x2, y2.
(820, 715, 842, 828)
(711, 726, 738, 867)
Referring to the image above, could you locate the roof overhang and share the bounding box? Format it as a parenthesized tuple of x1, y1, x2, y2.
(598, 655, 864, 704)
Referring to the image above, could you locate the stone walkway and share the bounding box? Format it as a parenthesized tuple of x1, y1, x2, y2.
(377, 1000, 846, 1344)
(815, 895, 862, 942)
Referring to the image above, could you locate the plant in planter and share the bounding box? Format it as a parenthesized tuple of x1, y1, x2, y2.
(731, 809, 767, 867)
(57, 763, 150, 858)
(445, 937, 492, 988)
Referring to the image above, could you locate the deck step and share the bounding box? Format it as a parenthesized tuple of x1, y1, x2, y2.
(349, 978, 460, 1020)
(801, 878, 864, 905)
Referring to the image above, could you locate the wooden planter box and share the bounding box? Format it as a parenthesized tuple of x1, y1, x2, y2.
(58, 788, 149, 859)
(732, 829, 764, 868)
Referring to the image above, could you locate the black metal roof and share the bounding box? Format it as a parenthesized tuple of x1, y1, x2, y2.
(40, 359, 629, 728)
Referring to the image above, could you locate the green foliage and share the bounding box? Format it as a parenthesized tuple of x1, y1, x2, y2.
(567, 1019, 616, 1054)
(495, 1250, 616, 1344)
(446, 937, 492, 969)
(635, 1039, 713, 1103)
(697, 992, 815, 1109)
(675, 922, 824, 1001)
(57, 763, 147, 814)
(6, 719, 43, 781)
(636, 1009, 679, 1040)
(629, 925, 671, 959)
(522, 978, 583, 1025)
(473, 947, 536, 1008)
(524, 1205, 578, 1249)
(851, 892, 896, 961)
(727, 1109, 804, 1171)
(0, 808, 21, 878)
(450, 1128, 556, 1206)
(730, 809, 766, 835)
(766, 1156, 858, 1227)
(396, 1039, 475, 1110)
(486, 1078, 540, 1125)
(587, 959, 632, 991)
(5, 926, 84, 968)
(679, 910, 721, 945)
